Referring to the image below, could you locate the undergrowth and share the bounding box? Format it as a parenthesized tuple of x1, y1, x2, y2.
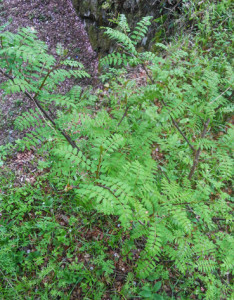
(0, 1, 233, 299)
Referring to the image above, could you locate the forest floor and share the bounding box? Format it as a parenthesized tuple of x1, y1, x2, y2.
(0, 0, 98, 146)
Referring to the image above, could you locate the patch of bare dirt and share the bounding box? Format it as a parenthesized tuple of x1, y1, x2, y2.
(0, 0, 98, 145)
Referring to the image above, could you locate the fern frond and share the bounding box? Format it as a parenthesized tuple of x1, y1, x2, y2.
(53, 144, 91, 171)
(100, 52, 128, 66)
(117, 14, 130, 33)
(145, 223, 162, 256)
(14, 109, 42, 131)
(102, 27, 137, 55)
(136, 258, 156, 279)
(131, 16, 153, 45)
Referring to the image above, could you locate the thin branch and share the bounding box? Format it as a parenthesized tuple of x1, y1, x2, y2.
(0, 68, 80, 150)
(0, 37, 11, 71)
(212, 217, 231, 221)
(48, 107, 57, 119)
(210, 86, 232, 105)
(0, 268, 22, 300)
(157, 165, 171, 184)
(95, 146, 103, 179)
(142, 63, 195, 151)
(142, 63, 154, 83)
(188, 118, 210, 180)
(99, 183, 148, 228)
(170, 115, 195, 151)
(34, 68, 55, 99)
(117, 105, 129, 127)
(25, 90, 79, 149)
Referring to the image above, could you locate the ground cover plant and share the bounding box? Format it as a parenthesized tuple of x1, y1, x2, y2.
(0, 0, 233, 299)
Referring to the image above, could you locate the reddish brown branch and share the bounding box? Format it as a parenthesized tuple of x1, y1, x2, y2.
(188, 118, 210, 180)
(117, 105, 129, 127)
(142, 63, 195, 152)
(95, 146, 104, 179)
(0, 67, 80, 151)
